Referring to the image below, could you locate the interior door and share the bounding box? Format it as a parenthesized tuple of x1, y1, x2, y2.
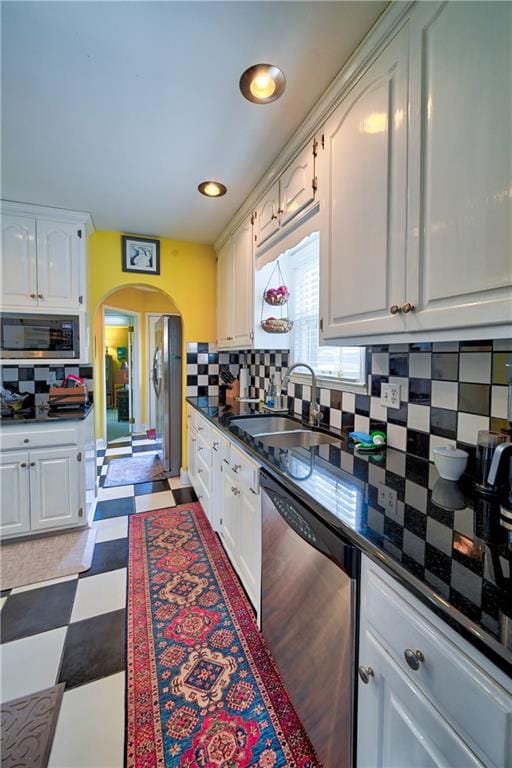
(1, 214, 38, 308)
(36, 219, 81, 309)
(127, 325, 134, 433)
(29, 447, 81, 531)
(0, 451, 31, 536)
(152, 317, 164, 462)
(319, 25, 409, 340)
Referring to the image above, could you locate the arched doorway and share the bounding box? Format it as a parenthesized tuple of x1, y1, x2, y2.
(93, 284, 181, 454)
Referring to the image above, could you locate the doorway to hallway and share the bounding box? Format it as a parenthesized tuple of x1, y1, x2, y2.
(104, 309, 136, 444)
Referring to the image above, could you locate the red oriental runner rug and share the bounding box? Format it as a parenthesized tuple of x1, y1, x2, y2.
(127, 503, 320, 768)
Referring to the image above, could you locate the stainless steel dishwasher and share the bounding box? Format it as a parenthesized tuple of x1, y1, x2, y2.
(260, 471, 359, 768)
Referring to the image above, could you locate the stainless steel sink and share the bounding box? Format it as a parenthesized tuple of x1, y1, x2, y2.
(229, 416, 302, 436)
(256, 431, 341, 449)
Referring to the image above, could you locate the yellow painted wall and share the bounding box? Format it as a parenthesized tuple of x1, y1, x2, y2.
(89, 231, 217, 463)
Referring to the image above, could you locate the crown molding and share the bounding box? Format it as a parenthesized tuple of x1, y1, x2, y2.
(214, 0, 414, 252)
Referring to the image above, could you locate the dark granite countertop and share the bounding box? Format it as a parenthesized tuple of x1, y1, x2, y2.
(0, 403, 94, 425)
(187, 396, 512, 676)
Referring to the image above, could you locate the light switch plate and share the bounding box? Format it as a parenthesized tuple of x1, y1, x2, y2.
(381, 382, 401, 409)
(378, 482, 397, 515)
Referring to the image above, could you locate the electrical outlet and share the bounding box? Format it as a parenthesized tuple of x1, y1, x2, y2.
(378, 483, 398, 515)
(380, 382, 401, 409)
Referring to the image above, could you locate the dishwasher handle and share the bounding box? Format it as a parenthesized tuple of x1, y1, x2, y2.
(260, 471, 360, 579)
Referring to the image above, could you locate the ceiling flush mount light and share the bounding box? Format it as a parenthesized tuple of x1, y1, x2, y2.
(239, 64, 286, 104)
(198, 181, 227, 198)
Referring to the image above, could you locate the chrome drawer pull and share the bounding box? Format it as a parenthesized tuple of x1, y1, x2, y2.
(213, 441, 219, 450)
(232, 464, 241, 473)
(390, 304, 402, 315)
(197, 446, 203, 451)
(404, 648, 424, 670)
(198, 468, 203, 474)
(358, 666, 374, 684)
(20, 462, 27, 468)
(231, 486, 240, 496)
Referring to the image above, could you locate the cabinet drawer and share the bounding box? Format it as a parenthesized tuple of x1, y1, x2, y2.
(1, 427, 79, 451)
(363, 559, 512, 768)
(196, 450, 211, 493)
(228, 444, 259, 494)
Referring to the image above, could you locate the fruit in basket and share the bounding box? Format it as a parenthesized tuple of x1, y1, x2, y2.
(264, 284, 289, 304)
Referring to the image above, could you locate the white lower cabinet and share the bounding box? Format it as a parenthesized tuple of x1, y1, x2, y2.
(29, 447, 81, 531)
(0, 451, 31, 536)
(187, 407, 262, 616)
(357, 556, 512, 768)
(0, 411, 95, 539)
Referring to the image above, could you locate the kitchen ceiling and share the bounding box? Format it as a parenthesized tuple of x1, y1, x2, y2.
(1, 1, 386, 244)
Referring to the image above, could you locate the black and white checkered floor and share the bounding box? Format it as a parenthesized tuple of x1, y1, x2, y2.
(0, 434, 197, 767)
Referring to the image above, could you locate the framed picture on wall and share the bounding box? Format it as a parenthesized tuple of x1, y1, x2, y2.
(122, 235, 160, 275)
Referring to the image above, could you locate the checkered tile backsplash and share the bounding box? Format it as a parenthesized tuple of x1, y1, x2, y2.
(0, 364, 94, 408)
(207, 340, 511, 469)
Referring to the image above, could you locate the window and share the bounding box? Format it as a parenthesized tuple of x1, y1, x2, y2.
(286, 232, 365, 386)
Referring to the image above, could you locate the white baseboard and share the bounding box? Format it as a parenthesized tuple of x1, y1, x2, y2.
(180, 468, 191, 487)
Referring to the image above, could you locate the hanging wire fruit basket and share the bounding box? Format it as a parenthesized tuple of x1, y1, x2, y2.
(263, 260, 289, 305)
(261, 260, 293, 334)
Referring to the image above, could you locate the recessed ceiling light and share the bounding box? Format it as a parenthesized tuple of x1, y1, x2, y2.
(239, 64, 286, 104)
(198, 181, 227, 198)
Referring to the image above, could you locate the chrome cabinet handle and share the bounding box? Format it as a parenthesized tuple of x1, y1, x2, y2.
(390, 304, 402, 315)
(404, 649, 424, 670)
(30, 293, 37, 299)
(197, 426, 203, 432)
(358, 666, 374, 684)
(232, 464, 241, 473)
(402, 302, 415, 313)
(191, 437, 196, 443)
(38, 293, 44, 299)
(250, 487, 257, 495)
(271, 213, 278, 220)
(231, 486, 240, 496)
(197, 446, 203, 452)
(20, 462, 27, 468)
(23, 438, 30, 443)
(29, 462, 36, 467)
(213, 441, 219, 450)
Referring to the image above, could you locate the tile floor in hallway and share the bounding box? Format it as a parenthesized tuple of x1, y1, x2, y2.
(0, 434, 197, 768)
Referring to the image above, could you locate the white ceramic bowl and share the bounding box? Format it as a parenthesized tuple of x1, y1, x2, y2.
(433, 445, 468, 481)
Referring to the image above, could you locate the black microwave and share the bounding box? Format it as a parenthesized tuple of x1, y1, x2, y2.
(0, 313, 80, 359)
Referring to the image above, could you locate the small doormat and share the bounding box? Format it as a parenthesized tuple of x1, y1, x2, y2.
(0, 527, 96, 591)
(1, 684, 64, 768)
(127, 504, 319, 767)
(104, 454, 166, 487)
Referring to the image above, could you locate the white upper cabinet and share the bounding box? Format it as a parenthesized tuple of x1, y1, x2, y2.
(36, 220, 82, 309)
(254, 181, 280, 248)
(406, 1, 512, 332)
(216, 216, 255, 349)
(319, 26, 409, 340)
(1, 214, 38, 308)
(231, 218, 254, 347)
(0, 202, 91, 313)
(216, 238, 233, 347)
(279, 141, 316, 226)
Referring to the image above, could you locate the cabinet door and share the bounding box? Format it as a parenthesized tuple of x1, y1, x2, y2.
(254, 181, 280, 248)
(231, 218, 254, 347)
(36, 220, 82, 309)
(1, 214, 38, 308)
(279, 140, 316, 226)
(406, 2, 512, 332)
(319, 26, 408, 340)
(29, 447, 81, 531)
(238, 484, 261, 612)
(357, 628, 484, 768)
(216, 238, 233, 347)
(0, 452, 31, 537)
(220, 470, 240, 568)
